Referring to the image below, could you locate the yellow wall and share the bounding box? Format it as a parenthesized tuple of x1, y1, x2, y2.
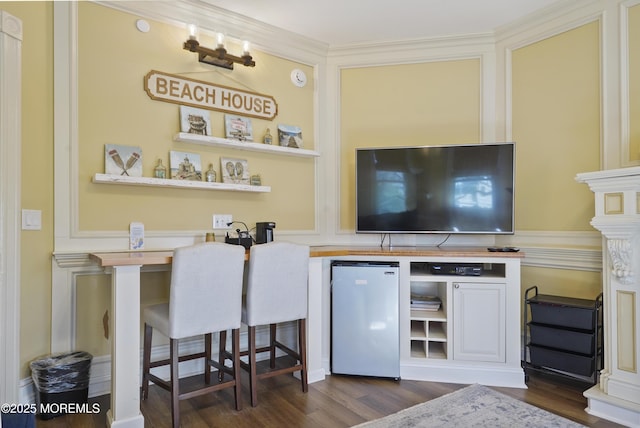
(75, 272, 170, 357)
(630, 4, 640, 162)
(339, 59, 481, 230)
(521, 266, 602, 301)
(77, 3, 316, 232)
(512, 22, 601, 231)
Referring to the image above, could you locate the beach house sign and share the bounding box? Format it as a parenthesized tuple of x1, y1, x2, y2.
(144, 70, 278, 120)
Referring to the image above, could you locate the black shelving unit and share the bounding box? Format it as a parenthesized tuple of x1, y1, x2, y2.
(523, 286, 603, 384)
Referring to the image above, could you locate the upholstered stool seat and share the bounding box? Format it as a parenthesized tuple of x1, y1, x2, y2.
(221, 241, 309, 407)
(141, 242, 245, 428)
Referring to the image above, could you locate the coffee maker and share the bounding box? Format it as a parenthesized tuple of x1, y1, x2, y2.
(255, 222, 276, 244)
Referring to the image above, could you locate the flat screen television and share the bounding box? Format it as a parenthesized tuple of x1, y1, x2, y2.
(356, 142, 515, 234)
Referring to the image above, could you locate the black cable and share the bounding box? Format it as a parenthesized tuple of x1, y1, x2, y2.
(227, 221, 250, 237)
(436, 234, 451, 248)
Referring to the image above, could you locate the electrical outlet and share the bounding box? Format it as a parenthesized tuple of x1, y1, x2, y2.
(212, 214, 232, 229)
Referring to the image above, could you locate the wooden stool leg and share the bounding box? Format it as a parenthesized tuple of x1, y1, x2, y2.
(218, 330, 227, 382)
(269, 323, 277, 368)
(232, 328, 242, 410)
(170, 339, 180, 428)
(141, 323, 153, 400)
(248, 325, 258, 407)
(299, 319, 308, 393)
(204, 333, 212, 384)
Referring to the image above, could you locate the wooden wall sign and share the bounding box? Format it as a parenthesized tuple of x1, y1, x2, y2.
(144, 70, 278, 120)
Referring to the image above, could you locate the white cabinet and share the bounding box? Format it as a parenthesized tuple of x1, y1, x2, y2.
(452, 281, 505, 363)
(399, 256, 523, 388)
(407, 262, 508, 364)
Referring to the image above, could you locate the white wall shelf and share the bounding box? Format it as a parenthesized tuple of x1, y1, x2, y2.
(173, 133, 320, 158)
(92, 173, 271, 193)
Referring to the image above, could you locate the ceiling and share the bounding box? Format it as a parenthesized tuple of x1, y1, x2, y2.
(201, 0, 565, 46)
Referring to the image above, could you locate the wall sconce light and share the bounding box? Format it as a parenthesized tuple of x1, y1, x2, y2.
(183, 26, 255, 70)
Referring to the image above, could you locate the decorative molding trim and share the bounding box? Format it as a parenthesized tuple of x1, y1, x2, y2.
(1, 10, 23, 40)
(608, 239, 635, 284)
(620, 0, 640, 167)
(95, 0, 328, 64)
(605, 192, 625, 214)
(496, 0, 603, 49)
(0, 9, 22, 404)
(519, 245, 603, 272)
(328, 34, 496, 66)
(616, 290, 637, 373)
(496, 230, 603, 271)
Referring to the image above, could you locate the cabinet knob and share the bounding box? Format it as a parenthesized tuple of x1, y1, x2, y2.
(454, 283, 459, 289)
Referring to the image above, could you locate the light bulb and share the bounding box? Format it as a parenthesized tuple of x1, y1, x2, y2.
(216, 33, 225, 48)
(188, 24, 198, 41)
(242, 41, 251, 56)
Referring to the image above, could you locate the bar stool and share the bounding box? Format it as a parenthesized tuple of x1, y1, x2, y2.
(221, 241, 309, 407)
(141, 242, 245, 428)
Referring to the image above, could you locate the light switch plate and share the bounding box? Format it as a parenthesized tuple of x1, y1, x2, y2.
(213, 214, 232, 229)
(22, 209, 42, 230)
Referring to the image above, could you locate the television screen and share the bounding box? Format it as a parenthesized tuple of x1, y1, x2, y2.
(356, 143, 515, 234)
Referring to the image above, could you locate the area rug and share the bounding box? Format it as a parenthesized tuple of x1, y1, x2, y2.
(353, 384, 585, 427)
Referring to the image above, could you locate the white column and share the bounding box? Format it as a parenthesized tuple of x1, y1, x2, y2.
(307, 257, 327, 383)
(576, 167, 640, 427)
(106, 265, 144, 428)
(0, 10, 22, 405)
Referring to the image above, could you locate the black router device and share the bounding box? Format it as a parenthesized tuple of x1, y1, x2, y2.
(429, 263, 483, 276)
(224, 232, 252, 249)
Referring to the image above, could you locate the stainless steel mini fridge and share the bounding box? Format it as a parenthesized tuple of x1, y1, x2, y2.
(331, 261, 400, 378)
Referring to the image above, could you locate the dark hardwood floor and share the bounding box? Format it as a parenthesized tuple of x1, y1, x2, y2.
(36, 365, 624, 428)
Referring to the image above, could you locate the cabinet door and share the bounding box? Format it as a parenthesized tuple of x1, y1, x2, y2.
(453, 282, 506, 363)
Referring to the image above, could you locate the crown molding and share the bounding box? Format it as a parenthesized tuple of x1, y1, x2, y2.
(94, 0, 328, 64)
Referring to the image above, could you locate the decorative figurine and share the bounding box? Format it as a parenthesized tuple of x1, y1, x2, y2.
(205, 163, 216, 182)
(263, 128, 273, 145)
(154, 158, 166, 179)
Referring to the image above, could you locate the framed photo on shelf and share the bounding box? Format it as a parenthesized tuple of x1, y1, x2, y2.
(277, 124, 302, 148)
(180, 105, 212, 136)
(105, 144, 142, 177)
(220, 157, 249, 184)
(170, 150, 202, 181)
(224, 114, 253, 141)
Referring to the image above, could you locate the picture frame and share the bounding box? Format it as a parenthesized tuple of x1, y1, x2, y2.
(220, 157, 249, 184)
(277, 124, 303, 148)
(180, 105, 212, 136)
(105, 144, 143, 177)
(224, 114, 253, 141)
(170, 150, 202, 181)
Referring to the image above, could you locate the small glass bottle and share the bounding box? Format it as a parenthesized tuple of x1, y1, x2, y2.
(263, 128, 273, 145)
(154, 159, 166, 179)
(205, 163, 216, 182)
